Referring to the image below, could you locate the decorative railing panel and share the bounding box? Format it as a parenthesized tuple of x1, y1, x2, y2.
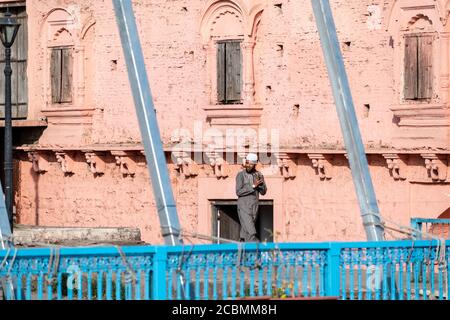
(411, 218, 450, 239)
(0, 241, 448, 300)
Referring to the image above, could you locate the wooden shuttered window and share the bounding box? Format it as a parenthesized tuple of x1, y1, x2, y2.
(404, 34, 433, 100)
(217, 41, 242, 104)
(0, 6, 28, 119)
(51, 47, 73, 104)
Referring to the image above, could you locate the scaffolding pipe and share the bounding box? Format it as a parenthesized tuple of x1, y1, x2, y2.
(311, 0, 385, 241)
(112, 0, 182, 246)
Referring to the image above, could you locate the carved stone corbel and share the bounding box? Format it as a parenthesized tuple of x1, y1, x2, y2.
(206, 151, 229, 179)
(27, 152, 50, 174)
(383, 154, 407, 181)
(308, 154, 333, 180)
(135, 150, 147, 167)
(111, 151, 137, 177)
(275, 153, 296, 180)
(54, 152, 75, 174)
(421, 154, 448, 182)
(173, 151, 198, 178)
(84, 152, 106, 175)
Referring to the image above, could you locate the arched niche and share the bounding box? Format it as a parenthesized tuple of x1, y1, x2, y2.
(200, 0, 247, 43)
(209, 8, 245, 40)
(43, 9, 76, 47)
(386, 0, 444, 34)
(406, 14, 434, 31)
(53, 27, 73, 46)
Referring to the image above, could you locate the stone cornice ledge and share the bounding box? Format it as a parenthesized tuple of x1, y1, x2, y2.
(15, 144, 450, 155)
(41, 107, 97, 125)
(390, 104, 450, 127)
(203, 104, 263, 127)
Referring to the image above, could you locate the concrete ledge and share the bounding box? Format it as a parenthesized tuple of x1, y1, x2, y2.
(13, 225, 143, 247)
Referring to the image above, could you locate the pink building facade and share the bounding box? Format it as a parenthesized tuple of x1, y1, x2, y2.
(0, 0, 449, 244)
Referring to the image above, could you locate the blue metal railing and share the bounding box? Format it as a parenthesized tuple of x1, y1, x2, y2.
(0, 241, 448, 300)
(411, 218, 450, 239)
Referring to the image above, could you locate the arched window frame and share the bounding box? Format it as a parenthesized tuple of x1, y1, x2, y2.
(200, 0, 264, 107)
(43, 9, 77, 108)
(387, 0, 450, 128)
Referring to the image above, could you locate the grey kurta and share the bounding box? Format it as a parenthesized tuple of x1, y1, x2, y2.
(236, 170, 267, 241)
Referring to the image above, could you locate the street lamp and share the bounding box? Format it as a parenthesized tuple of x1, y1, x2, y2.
(0, 11, 20, 232)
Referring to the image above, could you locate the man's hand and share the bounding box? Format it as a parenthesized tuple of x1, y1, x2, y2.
(254, 179, 264, 188)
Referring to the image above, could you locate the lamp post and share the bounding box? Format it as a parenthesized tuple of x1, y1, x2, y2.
(0, 11, 20, 232)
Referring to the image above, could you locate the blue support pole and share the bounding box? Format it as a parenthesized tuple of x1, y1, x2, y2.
(112, 0, 182, 246)
(311, 0, 385, 241)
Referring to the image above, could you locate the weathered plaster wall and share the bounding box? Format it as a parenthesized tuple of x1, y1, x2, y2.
(12, 0, 419, 147)
(16, 152, 450, 243)
(280, 154, 449, 242)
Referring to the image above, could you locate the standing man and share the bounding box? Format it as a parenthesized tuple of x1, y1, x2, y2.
(236, 153, 267, 242)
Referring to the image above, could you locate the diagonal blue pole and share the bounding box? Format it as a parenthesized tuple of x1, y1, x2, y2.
(112, 0, 193, 300)
(112, 0, 182, 246)
(311, 0, 385, 241)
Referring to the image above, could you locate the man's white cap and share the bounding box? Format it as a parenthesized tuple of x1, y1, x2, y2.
(246, 153, 258, 163)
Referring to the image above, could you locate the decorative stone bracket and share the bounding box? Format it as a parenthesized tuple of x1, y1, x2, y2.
(84, 152, 106, 175)
(275, 153, 296, 180)
(421, 154, 448, 182)
(383, 154, 407, 181)
(308, 154, 333, 180)
(54, 152, 75, 174)
(206, 151, 229, 179)
(111, 151, 137, 177)
(173, 151, 198, 178)
(138, 151, 148, 167)
(27, 152, 50, 174)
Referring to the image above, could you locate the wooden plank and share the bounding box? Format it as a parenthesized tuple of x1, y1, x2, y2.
(8, 7, 25, 62)
(17, 62, 27, 118)
(404, 35, 418, 100)
(216, 42, 225, 103)
(10, 26, 19, 62)
(16, 11, 28, 117)
(0, 61, 5, 117)
(418, 35, 433, 99)
(225, 41, 242, 103)
(0, 63, 20, 118)
(50, 49, 62, 103)
(16, 14, 28, 62)
(10, 63, 18, 118)
(0, 36, 5, 61)
(11, 62, 18, 106)
(61, 48, 73, 103)
(17, 61, 27, 104)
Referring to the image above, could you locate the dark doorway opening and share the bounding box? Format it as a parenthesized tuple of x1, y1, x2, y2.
(211, 200, 273, 243)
